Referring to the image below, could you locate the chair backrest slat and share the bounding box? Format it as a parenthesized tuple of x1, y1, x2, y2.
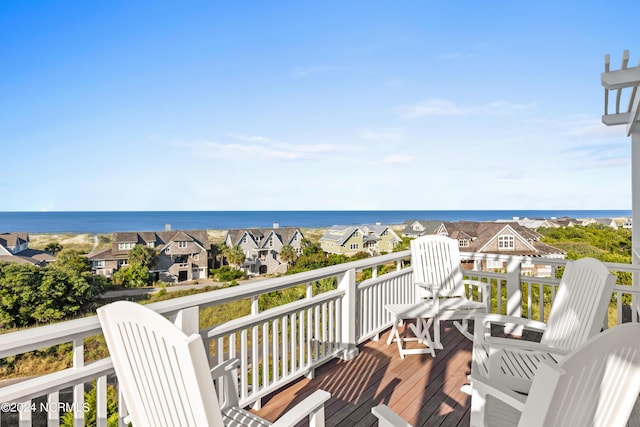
(540, 258, 616, 350)
(520, 323, 640, 427)
(98, 301, 224, 427)
(411, 235, 465, 298)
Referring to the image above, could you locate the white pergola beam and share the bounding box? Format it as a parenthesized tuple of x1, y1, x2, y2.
(601, 66, 640, 90)
(602, 112, 630, 126)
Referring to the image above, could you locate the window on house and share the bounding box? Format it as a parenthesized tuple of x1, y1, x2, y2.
(487, 259, 503, 269)
(353, 231, 359, 237)
(498, 235, 515, 250)
(382, 230, 389, 236)
(269, 237, 273, 247)
(93, 260, 105, 268)
(147, 242, 155, 248)
(178, 241, 187, 248)
(350, 243, 359, 250)
(193, 254, 199, 261)
(118, 242, 136, 250)
(459, 239, 469, 247)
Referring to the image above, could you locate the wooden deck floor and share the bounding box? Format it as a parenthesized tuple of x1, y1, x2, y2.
(255, 324, 472, 426)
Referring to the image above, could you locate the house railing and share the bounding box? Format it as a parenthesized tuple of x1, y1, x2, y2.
(1, 251, 639, 426)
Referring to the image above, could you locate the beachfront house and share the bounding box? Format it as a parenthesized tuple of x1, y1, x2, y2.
(320, 223, 401, 255)
(400, 220, 446, 238)
(0, 232, 55, 266)
(224, 225, 304, 275)
(440, 221, 565, 276)
(88, 229, 209, 283)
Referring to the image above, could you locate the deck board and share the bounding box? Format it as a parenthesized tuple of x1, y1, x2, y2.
(255, 323, 473, 426)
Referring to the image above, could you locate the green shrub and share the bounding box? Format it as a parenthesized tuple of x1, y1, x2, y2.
(210, 266, 245, 282)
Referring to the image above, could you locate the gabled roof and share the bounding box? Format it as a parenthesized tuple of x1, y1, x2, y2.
(112, 230, 209, 255)
(225, 227, 303, 248)
(320, 226, 362, 246)
(0, 232, 29, 250)
(441, 221, 564, 256)
(401, 220, 444, 236)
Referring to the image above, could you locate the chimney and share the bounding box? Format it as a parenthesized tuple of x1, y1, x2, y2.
(165, 223, 171, 231)
(273, 222, 279, 229)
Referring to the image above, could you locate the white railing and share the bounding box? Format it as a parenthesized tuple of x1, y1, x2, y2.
(1, 251, 640, 426)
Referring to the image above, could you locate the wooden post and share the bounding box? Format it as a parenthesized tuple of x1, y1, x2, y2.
(339, 269, 359, 360)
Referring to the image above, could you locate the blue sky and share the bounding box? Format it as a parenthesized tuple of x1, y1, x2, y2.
(1, 1, 637, 211)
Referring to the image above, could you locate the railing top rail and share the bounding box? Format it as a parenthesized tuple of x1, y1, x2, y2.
(0, 250, 410, 357)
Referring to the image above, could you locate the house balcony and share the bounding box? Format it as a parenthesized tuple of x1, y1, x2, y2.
(1, 251, 640, 426)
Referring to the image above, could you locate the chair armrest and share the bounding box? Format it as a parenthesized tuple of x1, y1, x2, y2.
(415, 281, 439, 300)
(469, 375, 527, 413)
(271, 389, 331, 427)
(210, 358, 241, 409)
(485, 338, 571, 355)
(371, 404, 413, 427)
(474, 313, 547, 341)
(209, 358, 240, 380)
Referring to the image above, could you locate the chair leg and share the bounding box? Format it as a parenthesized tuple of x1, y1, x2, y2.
(432, 318, 444, 350)
(454, 319, 475, 341)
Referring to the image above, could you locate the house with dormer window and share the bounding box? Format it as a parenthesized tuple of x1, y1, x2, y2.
(0, 232, 55, 266)
(88, 229, 209, 283)
(439, 221, 565, 275)
(320, 223, 401, 255)
(224, 225, 304, 275)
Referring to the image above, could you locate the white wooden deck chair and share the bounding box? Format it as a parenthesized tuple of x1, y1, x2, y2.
(97, 301, 330, 427)
(470, 257, 616, 394)
(373, 323, 640, 427)
(385, 235, 488, 357)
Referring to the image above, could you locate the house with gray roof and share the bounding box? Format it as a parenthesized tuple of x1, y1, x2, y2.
(0, 232, 55, 266)
(320, 223, 401, 255)
(400, 220, 446, 237)
(224, 225, 304, 275)
(439, 221, 565, 276)
(88, 229, 209, 283)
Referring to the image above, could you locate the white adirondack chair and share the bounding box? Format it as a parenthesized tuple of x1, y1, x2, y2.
(470, 257, 616, 395)
(385, 235, 488, 357)
(373, 322, 640, 427)
(97, 301, 330, 427)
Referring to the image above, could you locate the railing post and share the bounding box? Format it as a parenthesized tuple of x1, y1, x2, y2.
(505, 258, 522, 334)
(173, 306, 199, 335)
(339, 268, 359, 360)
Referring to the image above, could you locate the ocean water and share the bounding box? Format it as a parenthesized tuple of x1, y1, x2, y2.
(0, 210, 632, 234)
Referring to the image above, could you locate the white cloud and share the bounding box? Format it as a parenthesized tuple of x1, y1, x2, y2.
(360, 128, 404, 141)
(381, 154, 413, 164)
(227, 133, 274, 143)
(177, 136, 356, 162)
(397, 98, 535, 119)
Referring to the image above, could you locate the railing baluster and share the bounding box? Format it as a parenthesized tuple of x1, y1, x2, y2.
(72, 339, 84, 427)
(48, 391, 60, 427)
(272, 318, 279, 384)
(96, 375, 107, 427)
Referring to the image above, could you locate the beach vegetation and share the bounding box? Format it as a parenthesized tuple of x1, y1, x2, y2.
(108, 244, 158, 288)
(211, 265, 245, 281)
(538, 224, 631, 262)
(0, 262, 105, 329)
(44, 242, 63, 255)
(224, 245, 246, 269)
(128, 244, 158, 270)
(279, 244, 298, 266)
